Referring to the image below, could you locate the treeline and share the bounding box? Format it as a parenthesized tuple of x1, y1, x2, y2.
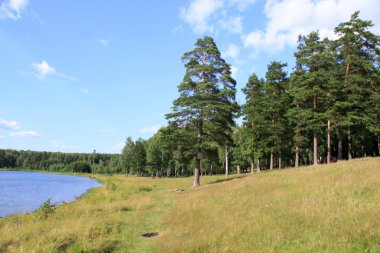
(137, 11, 380, 183)
(0, 149, 124, 174)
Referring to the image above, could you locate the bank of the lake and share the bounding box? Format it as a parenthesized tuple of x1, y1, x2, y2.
(0, 171, 101, 218)
(1, 158, 380, 252)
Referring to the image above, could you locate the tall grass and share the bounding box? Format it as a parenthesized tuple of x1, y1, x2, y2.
(158, 158, 380, 252)
(0, 174, 214, 252)
(1, 158, 379, 252)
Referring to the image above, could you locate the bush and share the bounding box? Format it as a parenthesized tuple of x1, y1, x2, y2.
(69, 161, 92, 173)
(36, 199, 55, 219)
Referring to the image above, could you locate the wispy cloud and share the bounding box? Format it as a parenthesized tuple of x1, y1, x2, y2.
(139, 125, 161, 134)
(79, 87, 89, 94)
(32, 60, 76, 81)
(229, 0, 257, 11)
(222, 43, 240, 59)
(109, 142, 125, 153)
(0, 135, 5, 139)
(51, 140, 77, 151)
(180, 0, 224, 34)
(179, 0, 258, 34)
(219, 15, 243, 34)
(10, 130, 41, 138)
(99, 128, 117, 134)
(32, 60, 56, 80)
(0, 0, 28, 20)
(0, 119, 19, 130)
(98, 39, 109, 47)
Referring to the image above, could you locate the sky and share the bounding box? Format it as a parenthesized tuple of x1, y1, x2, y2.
(0, 0, 379, 154)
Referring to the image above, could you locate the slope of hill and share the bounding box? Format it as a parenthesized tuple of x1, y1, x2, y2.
(158, 158, 380, 252)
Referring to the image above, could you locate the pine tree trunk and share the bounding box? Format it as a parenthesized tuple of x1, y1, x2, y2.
(256, 159, 261, 172)
(278, 151, 282, 169)
(193, 156, 201, 187)
(313, 131, 318, 165)
(250, 162, 254, 173)
(237, 165, 241, 175)
(338, 127, 343, 160)
(270, 152, 274, 170)
(348, 127, 353, 160)
(193, 120, 202, 187)
(327, 120, 331, 164)
(225, 147, 229, 177)
(295, 146, 299, 168)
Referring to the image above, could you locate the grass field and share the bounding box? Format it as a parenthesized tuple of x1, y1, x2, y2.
(1, 158, 380, 252)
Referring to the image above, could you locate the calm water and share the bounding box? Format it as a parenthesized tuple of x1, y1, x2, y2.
(0, 171, 101, 218)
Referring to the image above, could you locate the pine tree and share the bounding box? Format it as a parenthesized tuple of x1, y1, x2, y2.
(242, 73, 266, 171)
(334, 11, 380, 159)
(289, 31, 335, 165)
(264, 61, 289, 169)
(166, 36, 239, 187)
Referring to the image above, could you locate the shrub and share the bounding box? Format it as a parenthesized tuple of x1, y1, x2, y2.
(36, 199, 55, 219)
(69, 161, 92, 173)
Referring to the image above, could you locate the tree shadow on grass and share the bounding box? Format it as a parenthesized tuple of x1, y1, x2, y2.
(208, 175, 246, 185)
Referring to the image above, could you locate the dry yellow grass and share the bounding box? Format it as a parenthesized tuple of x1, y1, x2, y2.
(0, 173, 222, 252)
(1, 158, 379, 252)
(158, 158, 380, 252)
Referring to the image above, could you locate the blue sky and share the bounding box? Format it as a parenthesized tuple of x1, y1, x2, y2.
(1, 0, 379, 153)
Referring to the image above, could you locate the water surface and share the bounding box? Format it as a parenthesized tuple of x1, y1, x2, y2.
(0, 171, 101, 218)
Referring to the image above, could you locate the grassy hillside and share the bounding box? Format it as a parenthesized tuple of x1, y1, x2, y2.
(1, 158, 380, 252)
(158, 158, 380, 252)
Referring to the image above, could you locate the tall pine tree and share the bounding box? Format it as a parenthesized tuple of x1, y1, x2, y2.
(334, 11, 380, 159)
(289, 31, 335, 165)
(166, 36, 239, 187)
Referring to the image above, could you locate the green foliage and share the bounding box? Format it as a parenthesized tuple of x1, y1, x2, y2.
(36, 199, 55, 219)
(106, 182, 117, 191)
(69, 161, 92, 173)
(166, 36, 239, 185)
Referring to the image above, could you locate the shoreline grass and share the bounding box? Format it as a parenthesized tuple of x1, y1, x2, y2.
(1, 158, 380, 252)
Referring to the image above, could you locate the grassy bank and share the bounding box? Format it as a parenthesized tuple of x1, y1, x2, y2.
(1, 158, 380, 252)
(158, 158, 380, 252)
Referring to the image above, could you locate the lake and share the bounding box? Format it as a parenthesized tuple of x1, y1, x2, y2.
(0, 171, 101, 218)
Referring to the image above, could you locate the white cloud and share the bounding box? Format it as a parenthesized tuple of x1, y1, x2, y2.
(230, 0, 257, 11)
(180, 0, 224, 34)
(0, 135, 5, 139)
(51, 141, 77, 151)
(172, 24, 184, 33)
(32, 60, 76, 81)
(242, 0, 380, 54)
(79, 87, 89, 94)
(230, 65, 238, 79)
(222, 43, 240, 59)
(0, 119, 19, 130)
(179, 0, 259, 34)
(0, 0, 28, 20)
(110, 142, 125, 153)
(10, 130, 41, 138)
(98, 39, 108, 47)
(32, 60, 56, 80)
(139, 125, 161, 134)
(219, 15, 243, 33)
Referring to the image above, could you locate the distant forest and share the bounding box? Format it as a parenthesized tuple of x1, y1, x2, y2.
(1, 12, 379, 180)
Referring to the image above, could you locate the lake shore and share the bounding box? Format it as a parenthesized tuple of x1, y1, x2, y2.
(1, 158, 380, 252)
